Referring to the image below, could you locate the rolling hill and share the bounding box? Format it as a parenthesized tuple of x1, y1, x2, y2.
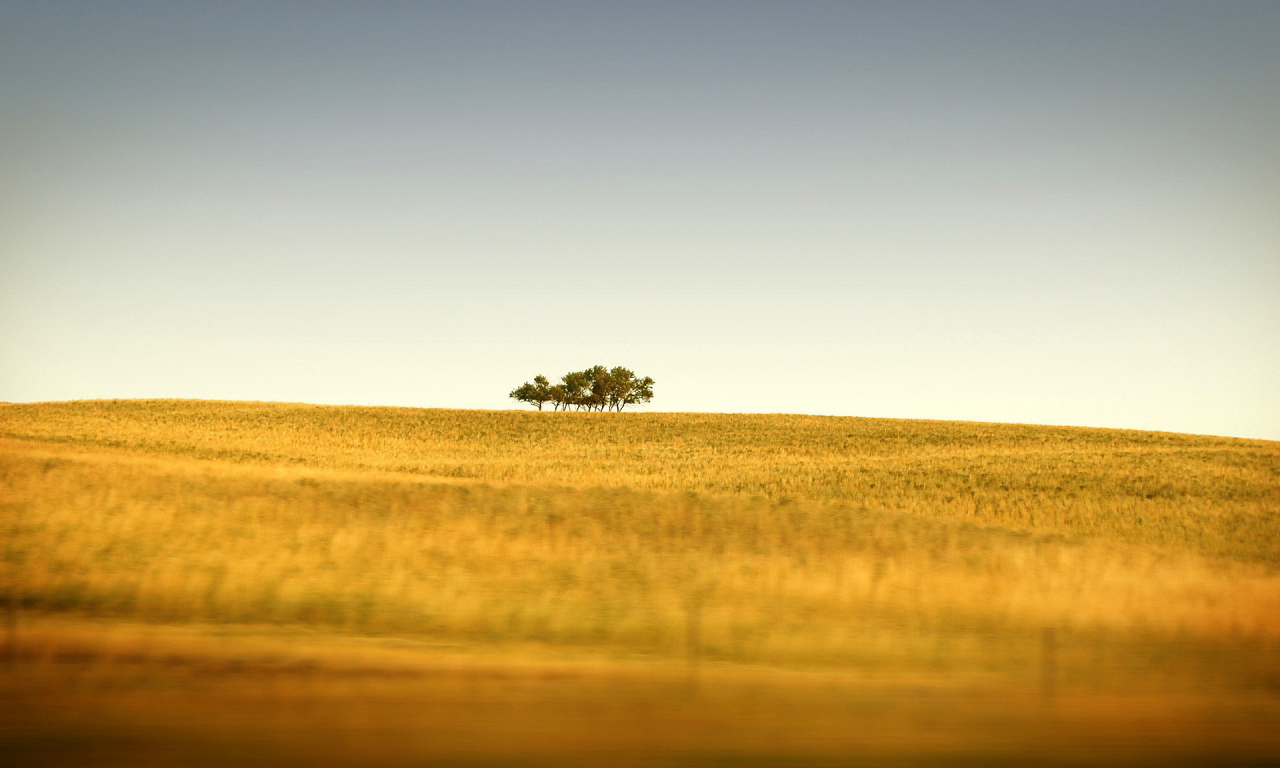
(2, 400, 1277, 765)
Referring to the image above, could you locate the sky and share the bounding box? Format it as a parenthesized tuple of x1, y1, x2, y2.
(1, 2, 1277, 439)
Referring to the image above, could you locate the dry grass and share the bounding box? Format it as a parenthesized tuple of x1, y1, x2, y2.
(4, 399, 1276, 562)
(1, 399, 1279, 765)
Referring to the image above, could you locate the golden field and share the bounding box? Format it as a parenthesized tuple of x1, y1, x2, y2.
(2, 399, 1279, 765)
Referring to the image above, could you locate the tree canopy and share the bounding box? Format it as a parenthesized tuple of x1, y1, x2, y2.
(510, 367, 654, 411)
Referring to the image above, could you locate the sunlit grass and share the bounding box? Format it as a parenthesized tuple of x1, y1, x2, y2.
(4, 399, 1277, 561)
(1, 399, 1278, 765)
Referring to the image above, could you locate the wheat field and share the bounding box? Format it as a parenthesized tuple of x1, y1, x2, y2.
(2, 399, 1279, 765)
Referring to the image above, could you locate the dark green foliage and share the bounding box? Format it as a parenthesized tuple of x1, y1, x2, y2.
(509, 375, 553, 410)
(511, 366, 655, 411)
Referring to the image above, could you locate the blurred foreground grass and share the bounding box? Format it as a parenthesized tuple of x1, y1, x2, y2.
(2, 400, 1279, 765)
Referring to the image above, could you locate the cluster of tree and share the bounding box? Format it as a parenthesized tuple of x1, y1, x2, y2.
(510, 366, 655, 411)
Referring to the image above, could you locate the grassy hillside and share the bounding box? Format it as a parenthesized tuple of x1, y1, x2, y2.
(2, 400, 1279, 765)
(5, 398, 1277, 561)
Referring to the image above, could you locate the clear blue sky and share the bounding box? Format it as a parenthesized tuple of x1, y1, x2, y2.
(2, 2, 1277, 438)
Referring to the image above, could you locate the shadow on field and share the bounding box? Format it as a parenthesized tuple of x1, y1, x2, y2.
(2, 614, 1278, 767)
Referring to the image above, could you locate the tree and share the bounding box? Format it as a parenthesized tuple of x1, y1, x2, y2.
(508, 374, 552, 410)
(547, 383, 567, 411)
(559, 370, 591, 410)
(604, 366, 654, 411)
(585, 365, 610, 411)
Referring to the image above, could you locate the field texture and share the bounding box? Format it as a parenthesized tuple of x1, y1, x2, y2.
(2, 399, 1279, 765)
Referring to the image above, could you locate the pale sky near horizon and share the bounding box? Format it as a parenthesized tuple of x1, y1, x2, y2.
(2, 2, 1278, 439)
